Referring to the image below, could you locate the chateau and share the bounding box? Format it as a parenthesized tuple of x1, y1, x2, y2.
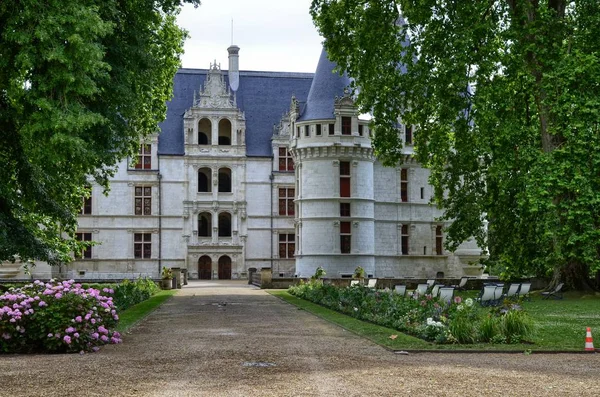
(6, 45, 482, 281)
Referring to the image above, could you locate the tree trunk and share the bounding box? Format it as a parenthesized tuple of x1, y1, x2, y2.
(551, 261, 596, 291)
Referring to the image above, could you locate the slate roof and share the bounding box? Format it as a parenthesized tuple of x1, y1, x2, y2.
(297, 48, 352, 122)
(158, 69, 313, 157)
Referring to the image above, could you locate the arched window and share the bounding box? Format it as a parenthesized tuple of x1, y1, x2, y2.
(198, 168, 212, 192)
(218, 168, 231, 193)
(218, 212, 232, 237)
(218, 118, 232, 145)
(198, 118, 211, 145)
(198, 213, 212, 237)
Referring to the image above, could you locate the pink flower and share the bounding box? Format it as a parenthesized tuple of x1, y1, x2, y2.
(73, 333, 80, 338)
(38, 301, 47, 307)
(100, 335, 109, 342)
(47, 333, 53, 338)
(98, 325, 108, 334)
(65, 327, 75, 334)
(92, 346, 100, 352)
(75, 316, 82, 323)
(454, 296, 462, 304)
(91, 333, 99, 339)
(420, 300, 427, 307)
(55, 293, 62, 299)
(63, 335, 72, 344)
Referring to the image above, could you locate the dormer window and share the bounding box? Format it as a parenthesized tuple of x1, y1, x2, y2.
(342, 117, 351, 135)
(305, 125, 310, 137)
(316, 124, 322, 136)
(358, 124, 364, 136)
(328, 123, 334, 135)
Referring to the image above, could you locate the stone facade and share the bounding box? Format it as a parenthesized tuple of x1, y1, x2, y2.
(4, 46, 483, 280)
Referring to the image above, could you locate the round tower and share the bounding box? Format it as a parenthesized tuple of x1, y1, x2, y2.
(291, 48, 375, 278)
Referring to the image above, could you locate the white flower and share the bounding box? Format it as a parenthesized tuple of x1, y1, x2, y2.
(353, 307, 358, 312)
(465, 298, 474, 307)
(456, 304, 464, 311)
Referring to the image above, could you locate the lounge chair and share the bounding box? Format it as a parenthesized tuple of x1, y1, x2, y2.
(503, 283, 521, 299)
(518, 282, 532, 301)
(394, 285, 407, 296)
(366, 278, 378, 289)
(438, 287, 455, 303)
(478, 285, 498, 307)
(350, 280, 360, 287)
(426, 279, 436, 287)
(431, 284, 442, 297)
(413, 283, 428, 298)
(541, 283, 564, 300)
(493, 286, 504, 304)
(450, 276, 469, 291)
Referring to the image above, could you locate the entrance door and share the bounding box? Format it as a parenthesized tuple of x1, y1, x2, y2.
(198, 255, 212, 280)
(218, 255, 232, 280)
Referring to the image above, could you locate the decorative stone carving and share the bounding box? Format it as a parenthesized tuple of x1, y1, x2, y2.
(353, 221, 359, 228)
(333, 221, 340, 227)
(332, 160, 339, 167)
(194, 63, 235, 109)
(212, 201, 219, 211)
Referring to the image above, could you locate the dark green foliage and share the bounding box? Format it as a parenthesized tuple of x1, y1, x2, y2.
(0, 0, 200, 264)
(311, 0, 600, 289)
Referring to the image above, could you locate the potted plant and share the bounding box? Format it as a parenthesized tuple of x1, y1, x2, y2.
(161, 267, 173, 290)
(353, 266, 365, 282)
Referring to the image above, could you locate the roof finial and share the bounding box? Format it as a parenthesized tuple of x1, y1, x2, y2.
(231, 18, 234, 45)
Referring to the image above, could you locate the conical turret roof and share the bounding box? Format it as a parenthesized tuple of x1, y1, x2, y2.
(298, 48, 352, 121)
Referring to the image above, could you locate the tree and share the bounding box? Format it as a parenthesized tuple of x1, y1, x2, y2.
(0, 0, 200, 265)
(311, 0, 600, 289)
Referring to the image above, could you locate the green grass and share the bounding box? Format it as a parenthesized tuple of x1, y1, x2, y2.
(116, 289, 177, 333)
(269, 289, 600, 352)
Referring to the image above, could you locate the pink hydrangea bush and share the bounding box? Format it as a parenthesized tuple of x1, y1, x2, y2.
(0, 279, 121, 353)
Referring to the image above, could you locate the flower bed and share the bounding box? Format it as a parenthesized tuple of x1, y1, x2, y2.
(288, 281, 534, 344)
(0, 279, 122, 353)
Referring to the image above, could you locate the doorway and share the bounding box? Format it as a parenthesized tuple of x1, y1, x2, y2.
(198, 255, 212, 280)
(218, 255, 232, 280)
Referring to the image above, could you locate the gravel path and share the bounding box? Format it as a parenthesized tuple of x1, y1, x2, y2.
(1, 280, 599, 396)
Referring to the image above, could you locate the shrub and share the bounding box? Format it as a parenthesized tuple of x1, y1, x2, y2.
(112, 278, 159, 311)
(0, 279, 121, 354)
(288, 282, 535, 345)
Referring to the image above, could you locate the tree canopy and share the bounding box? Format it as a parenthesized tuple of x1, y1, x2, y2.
(0, 0, 199, 265)
(311, 0, 600, 289)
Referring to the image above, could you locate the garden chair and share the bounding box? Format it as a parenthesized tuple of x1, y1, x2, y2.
(477, 285, 497, 307)
(517, 282, 532, 301)
(426, 279, 436, 287)
(541, 283, 564, 300)
(493, 286, 504, 305)
(438, 287, 454, 303)
(366, 278, 378, 289)
(503, 283, 521, 299)
(394, 285, 407, 297)
(413, 283, 428, 298)
(450, 277, 469, 291)
(431, 284, 442, 297)
(350, 280, 360, 287)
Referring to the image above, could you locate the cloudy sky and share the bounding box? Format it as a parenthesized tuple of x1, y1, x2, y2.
(177, 0, 324, 73)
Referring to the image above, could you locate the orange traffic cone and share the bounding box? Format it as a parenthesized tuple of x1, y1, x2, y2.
(584, 327, 595, 352)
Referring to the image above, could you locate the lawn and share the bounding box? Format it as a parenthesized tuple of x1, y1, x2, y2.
(269, 289, 600, 352)
(117, 289, 178, 333)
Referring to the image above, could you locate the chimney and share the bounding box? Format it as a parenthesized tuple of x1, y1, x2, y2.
(228, 45, 240, 92)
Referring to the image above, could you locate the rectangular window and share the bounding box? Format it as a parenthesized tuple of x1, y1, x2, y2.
(316, 124, 322, 136)
(75, 233, 92, 259)
(135, 186, 152, 215)
(305, 125, 310, 137)
(436, 225, 443, 255)
(340, 221, 351, 254)
(342, 117, 352, 135)
(135, 144, 151, 169)
(400, 168, 408, 202)
(405, 125, 413, 145)
(278, 188, 295, 216)
(340, 161, 351, 198)
(80, 193, 92, 215)
(278, 233, 295, 258)
(278, 147, 294, 171)
(134, 233, 151, 259)
(420, 187, 424, 200)
(358, 124, 364, 136)
(328, 123, 335, 136)
(401, 225, 409, 255)
(296, 126, 300, 138)
(340, 203, 351, 217)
